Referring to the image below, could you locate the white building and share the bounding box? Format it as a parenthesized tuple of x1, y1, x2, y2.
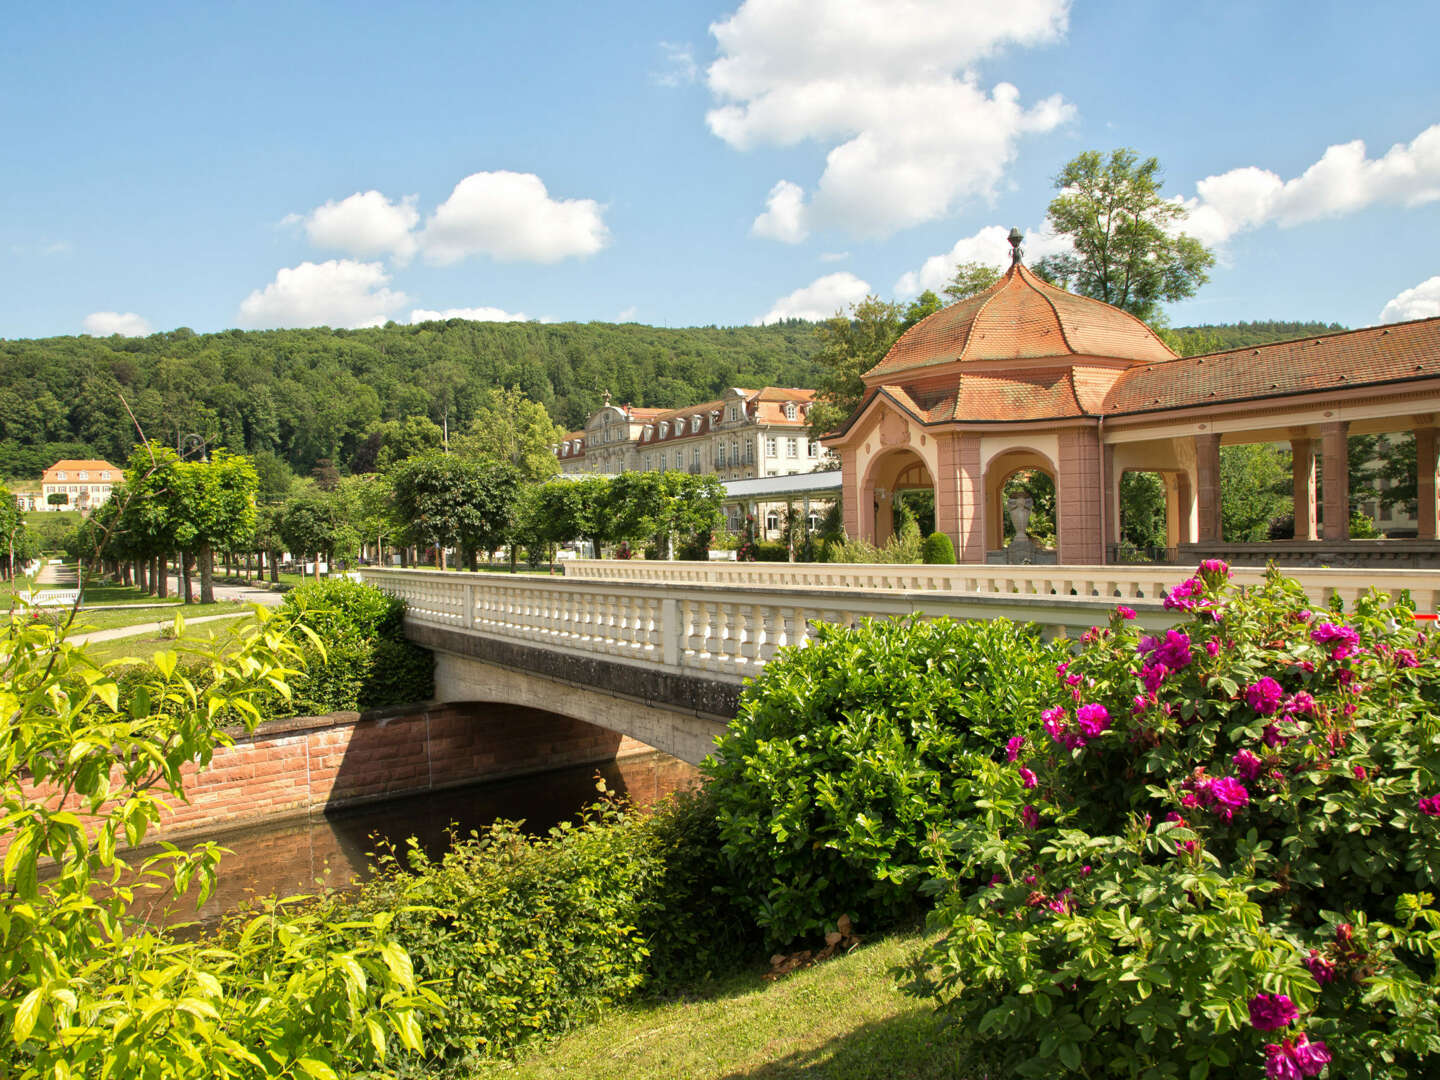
(38, 459, 121, 512)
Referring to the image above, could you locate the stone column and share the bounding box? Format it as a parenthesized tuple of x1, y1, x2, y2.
(1101, 444, 1118, 560)
(1058, 427, 1104, 564)
(955, 434, 985, 562)
(1290, 435, 1318, 541)
(1417, 426, 1439, 540)
(1195, 433, 1222, 543)
(874, 490, 894, 544)
(841, 449, 862, 541)
(1320, 421, 1350, 541)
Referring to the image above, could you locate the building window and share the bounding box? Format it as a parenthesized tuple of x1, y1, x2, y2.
(727, 405, 738, 422)
(766, 437, 777, 457)
(744, 441, 754, 464)
(786, 438, 798, 458)
(731, 440, 740, 463)
(78, 471, 89, 480)
(717, 443, 727, 467)
(766, 511, 780, 531)
(784, 402, 797, 420)
(56, 472, 66, 481)
(692, 448, 700, 468)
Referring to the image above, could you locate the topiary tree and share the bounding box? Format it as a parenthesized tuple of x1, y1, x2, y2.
(704, 617, 1070, 946)
(914, 563, 1440, 1078)
(921, 532, 955, 564)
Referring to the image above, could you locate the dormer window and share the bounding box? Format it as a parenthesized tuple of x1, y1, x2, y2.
(784, 402, 797, 420)
(691, 414, 702, 430)
(643, 425, 654, 440)
(726, 406, 738, 423)
(78, 471, 89, 480)
(676, 418, 687, 436)
(659, 422, 670, 438)
(55, 471, 66, 481)
(709, 410, 720, 426)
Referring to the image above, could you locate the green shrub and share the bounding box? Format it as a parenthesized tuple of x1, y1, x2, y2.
(280, 578, 433, 714)
(921, 532, 955, 564)
(753, 540, 790, 561)
(913, 564, 1440, 1078)
(704, 617, 1069, 946)
(348, 787, 753, 1074)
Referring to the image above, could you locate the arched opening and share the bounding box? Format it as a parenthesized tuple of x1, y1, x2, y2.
(864, 448, 937, 546)
(984, 448, 1058, 559)
(1115, 469, 1172, 561)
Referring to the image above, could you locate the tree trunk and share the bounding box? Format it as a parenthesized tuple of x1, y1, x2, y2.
(269, 551, 279, 584)
(157, 554, 169, 598)
(134, 558, 147, 593)
(180, 552, 193, 604)
(313, 553, 321, 581)
(438, 546, 446, 571)
(199, 544, 215, 604)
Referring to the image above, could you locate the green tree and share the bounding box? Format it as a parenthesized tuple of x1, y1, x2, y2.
(452, 387, 562, 484)
(278, 488, 343, 580)
(1220, 443, 1291, 541)
(942, 261, 1002, 303)
(900, 290, 942, 330)
(387, 452, 521, 569)
(1032, 148, 1215, 322)
(807, 296, 903, 439)
(175, 451, 259, 603)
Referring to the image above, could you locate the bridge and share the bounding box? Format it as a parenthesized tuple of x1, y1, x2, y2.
(360, 562, 1439, 765)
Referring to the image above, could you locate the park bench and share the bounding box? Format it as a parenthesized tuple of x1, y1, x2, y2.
(27, 590, 81, 609)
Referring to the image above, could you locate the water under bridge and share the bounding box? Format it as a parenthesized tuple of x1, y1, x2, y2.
(359, 561, 1439, 765)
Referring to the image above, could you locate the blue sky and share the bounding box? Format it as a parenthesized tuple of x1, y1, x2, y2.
(3, 0, 1439, 340)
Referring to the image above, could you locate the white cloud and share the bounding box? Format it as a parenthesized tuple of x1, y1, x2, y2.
(818, 251, 850, 262)
(707, 0, 1073, 239)
(300, 190, 420, 262)
(420, 171, 609, 265)
(1380, 276, 1440, 324)
(894, 224, 1069, 296)
(409, 305, 530, 323)
(755, 271, 871, 323)
(238, 260, 407, 329)
(1179, 123, 1440, 248)
(616, 306, 639, 321)
(82, 311, 152, 337)
(654, 41, 699, 87)
(752, 179, 809, 242)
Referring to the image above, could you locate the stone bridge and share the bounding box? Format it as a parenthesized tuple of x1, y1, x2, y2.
(360, 562, 1439, 765)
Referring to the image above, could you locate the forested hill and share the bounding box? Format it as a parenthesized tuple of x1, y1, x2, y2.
(1166, 320, 1350, 357)
(0, 319, 823, 480)
(0, 316, 1353, 482)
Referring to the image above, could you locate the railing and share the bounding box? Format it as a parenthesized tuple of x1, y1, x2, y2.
(560, 559, 1440, 612)
(360, 568, 1178, 684)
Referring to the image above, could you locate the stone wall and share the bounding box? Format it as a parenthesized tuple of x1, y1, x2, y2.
(14, 701, 695, 849)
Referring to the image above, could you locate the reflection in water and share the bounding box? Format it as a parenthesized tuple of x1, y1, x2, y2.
(128, 750, 697, 930)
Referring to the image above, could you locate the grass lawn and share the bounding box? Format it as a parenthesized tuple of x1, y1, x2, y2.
(485, 929, 982, 1080)
(55, 602, 244, 634)
(86, 613, 260, 666)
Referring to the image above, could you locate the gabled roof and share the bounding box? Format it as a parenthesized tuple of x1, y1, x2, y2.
(866, 262, 1174, 380)
(43, 459, 121, 478)
(1104, 317, 1440, 416)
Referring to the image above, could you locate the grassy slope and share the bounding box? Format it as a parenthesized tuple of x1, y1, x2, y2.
(484, 930, 983, 1080)
(86, 613, 259, 665)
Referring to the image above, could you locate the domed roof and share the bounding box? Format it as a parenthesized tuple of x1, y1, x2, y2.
(866, 261, 1175, 382)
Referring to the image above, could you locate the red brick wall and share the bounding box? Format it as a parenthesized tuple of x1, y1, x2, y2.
(13, 703, 696, 849)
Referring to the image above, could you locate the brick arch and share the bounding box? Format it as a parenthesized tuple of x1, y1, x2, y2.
(983, 447, 1058, 551)
(862, 446, 937, 545)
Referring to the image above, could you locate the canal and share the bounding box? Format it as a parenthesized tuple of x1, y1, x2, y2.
(126, 749, 698, 930)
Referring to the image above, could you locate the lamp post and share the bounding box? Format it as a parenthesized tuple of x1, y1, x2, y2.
(178, 433, 208, 461)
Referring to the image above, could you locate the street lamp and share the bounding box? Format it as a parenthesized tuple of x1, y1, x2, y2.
(179, 433, 208, 461)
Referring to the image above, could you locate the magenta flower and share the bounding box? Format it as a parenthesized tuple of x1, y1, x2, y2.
(1020, 804, 1039, 830)
(1289, 1035, 1331, 1076)
(1233, 749, 1264, 780)
(1296, 609, 1312, 622)
(1263, 722, 1293, 748)
(1396, 648, 1420, 668)
(1205, 638, 1220, 659)
(1248, 993, 1299, 1031)
(1153, 629, 1195, 670)
(1284, 691, 1316, 716)
(1207, 776, 1250, 821)
(1140, 663, 1167, 693)
(1310, 622, 1359, 649)
(1198, 558, 1231, 580)
(1419, 793, 1440, 817)
(1303, 950, 1335, 986)
(1136, 634, 1160, 655)
(1352, 765, 1368, 781)
(1075, 703, 1111, 739)
(1163, 576, 1203, 612)
(1245, 676, 1285, 715)
(1018, 767, 1038, 789)
(1265, 1044, 1303, 1080)
(1115, 605, 1136, 620)
(1055, 661, 1069, 679)
(1005, 735, 1026, 762)
(1080, 864, 1092, 876)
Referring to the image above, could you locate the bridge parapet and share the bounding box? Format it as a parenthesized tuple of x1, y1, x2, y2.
(361, 567, 1178, 685)
(561, 559, 1440, 613)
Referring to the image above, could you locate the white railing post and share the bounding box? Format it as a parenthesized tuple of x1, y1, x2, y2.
(662, 596, 680, 668)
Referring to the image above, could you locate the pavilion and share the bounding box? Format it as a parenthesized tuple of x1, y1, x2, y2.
(823, 233, 1440, 567)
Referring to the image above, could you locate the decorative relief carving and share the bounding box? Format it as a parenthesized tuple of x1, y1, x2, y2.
(879, 410, 911, 447)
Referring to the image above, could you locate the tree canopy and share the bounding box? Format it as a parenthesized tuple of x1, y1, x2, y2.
(1031, 148, 1215, 322)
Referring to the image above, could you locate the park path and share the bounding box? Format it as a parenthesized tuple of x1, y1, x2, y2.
(33, 561, 78, 586)
(68, 612, 257, 646)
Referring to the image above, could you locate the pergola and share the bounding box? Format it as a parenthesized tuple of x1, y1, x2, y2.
(824, 238, 1440, 567)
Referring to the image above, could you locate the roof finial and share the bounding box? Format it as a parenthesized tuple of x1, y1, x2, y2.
(1008, 227, 1024, 266)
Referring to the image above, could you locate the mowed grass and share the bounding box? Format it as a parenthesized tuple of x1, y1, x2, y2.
(86, 613, 261, 665)
(483, 929, 984, 1080)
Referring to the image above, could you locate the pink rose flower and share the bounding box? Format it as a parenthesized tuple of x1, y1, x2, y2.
(1248, 992, 1299, 1031)
(1419, 793, 1440, 816)
(1075, 703, 1111, 739)
(1233, 749, 1264, 780)
(1303, 949, 1335, 986)
(1205, 639, 1220, 658)
(1020, 805, 1039, 830)
(1244, 676, 1285, 715)
(1018, 767, 1037, 789)
(1115, 605, 1136, 620)
(1005, 735, 1026, 762)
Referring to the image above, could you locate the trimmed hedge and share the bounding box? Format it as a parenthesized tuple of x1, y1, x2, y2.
(921, 532, 956, 564)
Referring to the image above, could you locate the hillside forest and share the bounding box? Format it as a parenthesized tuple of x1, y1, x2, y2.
(0, 318, 1347, 483)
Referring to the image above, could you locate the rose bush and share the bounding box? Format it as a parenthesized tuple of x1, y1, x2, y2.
(911, 564, 1440, 1078)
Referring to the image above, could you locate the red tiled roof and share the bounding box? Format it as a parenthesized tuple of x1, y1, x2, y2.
(1104, 317, 1440, 415)
(866, 262, 1174, 380)
(42, 459, 121, 481)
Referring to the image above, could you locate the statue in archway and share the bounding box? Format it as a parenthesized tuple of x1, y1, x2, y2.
(1006, 493, 1033, 542)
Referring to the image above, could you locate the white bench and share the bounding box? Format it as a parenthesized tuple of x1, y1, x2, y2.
(28, 590, 81, 609)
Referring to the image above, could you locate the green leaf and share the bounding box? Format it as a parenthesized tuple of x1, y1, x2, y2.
(12, 986, 43, 1043)
(295, 1058, 338, 1080)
